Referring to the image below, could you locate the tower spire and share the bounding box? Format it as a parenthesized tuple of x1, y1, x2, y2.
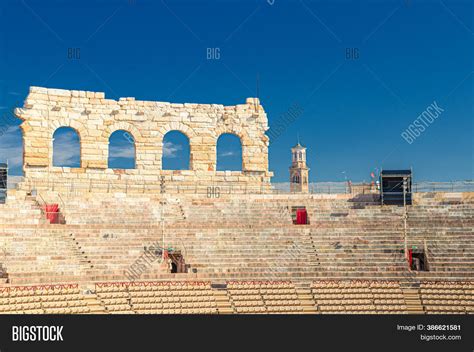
(289, 142, 310, 193)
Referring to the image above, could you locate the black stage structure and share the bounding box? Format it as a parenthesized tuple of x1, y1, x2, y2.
(380, 169, 412, 206)
(0, 163, 7, 204)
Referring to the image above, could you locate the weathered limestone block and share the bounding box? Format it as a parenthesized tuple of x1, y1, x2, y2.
(24, 157, 49, 166)
(16, 86, 273, 193)
(48, 88, 71, 97)
(30, 86, 49, 94)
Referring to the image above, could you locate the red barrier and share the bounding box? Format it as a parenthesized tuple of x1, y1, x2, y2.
(296, 209, 307, 225)
(0, 283, 78, 293)
(44, 204, 59, 224)
(95, 281, 212, 288)
(408, 249, 413, 268)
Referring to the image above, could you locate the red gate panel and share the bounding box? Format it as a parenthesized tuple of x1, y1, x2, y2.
(296, 209, 307, 225)
(43, 204, 59, 224)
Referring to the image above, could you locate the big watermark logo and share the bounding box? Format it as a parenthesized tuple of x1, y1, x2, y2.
(12, 326, 63, 342)
(124, 239, 188, 282)
(401, 101, 444, 144)
(124, 242, 163, 282)
(267, 103, 304, 142)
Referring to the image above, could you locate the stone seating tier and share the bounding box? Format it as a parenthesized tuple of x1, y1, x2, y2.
(0, 192, 472, 285)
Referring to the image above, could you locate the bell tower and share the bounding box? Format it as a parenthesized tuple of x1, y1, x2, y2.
(289, 142, 309, 193)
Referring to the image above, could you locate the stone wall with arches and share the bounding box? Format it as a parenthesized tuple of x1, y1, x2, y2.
(15, 86, 273, 193)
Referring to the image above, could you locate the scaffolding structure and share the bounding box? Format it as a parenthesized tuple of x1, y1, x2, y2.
(380, 169, 412, 206)
(0, 162, 7, 204)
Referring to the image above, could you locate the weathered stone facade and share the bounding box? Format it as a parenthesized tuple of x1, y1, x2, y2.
(15, 86, 273, 193)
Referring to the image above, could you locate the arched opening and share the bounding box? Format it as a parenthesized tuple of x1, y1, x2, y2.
(162, 130, 190, 170)
(292, 174, 300, 184)
(52, 127, 81, 167)
(216, 133, 242, 171)
(170, 262, 178, 273)
(108, 130, 136, 169)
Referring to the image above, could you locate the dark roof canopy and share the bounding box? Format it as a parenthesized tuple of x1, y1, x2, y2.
(0, 163, 7, 169)
(381, 169, 411, 177)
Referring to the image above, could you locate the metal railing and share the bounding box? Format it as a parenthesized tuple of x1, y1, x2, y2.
(24, 179, 273, 196)
(273, 181, 474, 194)
(412, 181, 474, 193)
(273, 182, 353, 194)
(6, 176, 23, 190)
(9, 178, 474, 196)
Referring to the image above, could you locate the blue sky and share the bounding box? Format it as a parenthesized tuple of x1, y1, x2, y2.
(0, 0, 472, 182)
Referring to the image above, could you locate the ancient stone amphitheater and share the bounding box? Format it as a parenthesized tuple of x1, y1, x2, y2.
(0, 87, 472, 314)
